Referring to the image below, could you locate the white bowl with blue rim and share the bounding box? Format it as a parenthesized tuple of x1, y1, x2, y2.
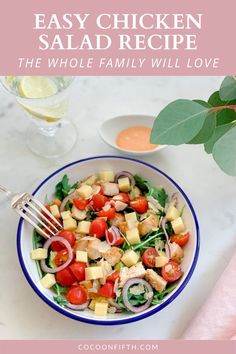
(17, 156, 199, 325)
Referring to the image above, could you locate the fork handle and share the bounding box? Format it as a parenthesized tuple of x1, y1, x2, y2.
(0, 185, 13, 198)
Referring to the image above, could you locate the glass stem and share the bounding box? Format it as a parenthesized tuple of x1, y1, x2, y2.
(38, 123, 60, 137)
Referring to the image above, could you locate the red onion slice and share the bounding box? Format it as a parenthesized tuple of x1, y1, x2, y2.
(161, 217, 171, 259)
(66, 300, 89, 311)
(115, 171, 135, 186)
(105, 226, 121, 246)
(60, 190, 76, 212)
(40, 236, 73, 274)
(122, 278, 154, 313)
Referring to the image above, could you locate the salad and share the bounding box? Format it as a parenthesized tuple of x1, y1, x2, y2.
(31, 170, 190, 316)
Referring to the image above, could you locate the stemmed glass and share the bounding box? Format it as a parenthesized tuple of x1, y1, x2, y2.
(0, 76, 77, 158)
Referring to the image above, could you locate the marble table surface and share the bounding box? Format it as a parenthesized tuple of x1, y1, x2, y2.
(0, 76, 236, 340)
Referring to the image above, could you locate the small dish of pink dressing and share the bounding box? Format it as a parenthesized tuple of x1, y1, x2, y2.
(99, 115, 167, 156)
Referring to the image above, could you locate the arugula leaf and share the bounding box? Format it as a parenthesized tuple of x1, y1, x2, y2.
(55, 175, 77, 200)
(134, 175, 168, 207)
(152, 283, 177, 305)
(52, 283, 69, 295)
(32, 229, 44, 248)
(53, 295, 68, 306)
(64, 200, 72, 211)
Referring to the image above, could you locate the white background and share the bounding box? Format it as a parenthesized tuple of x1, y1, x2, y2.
(0, 76, 236, 339)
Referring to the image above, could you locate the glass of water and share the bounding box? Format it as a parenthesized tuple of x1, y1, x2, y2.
(0, 76, 77, 158)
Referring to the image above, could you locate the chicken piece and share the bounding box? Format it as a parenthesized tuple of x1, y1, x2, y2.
(87, 238, 102, 260)
(110, 213, 125, 227)
(74, 239, 88, 252)
(119, 262, 146, 287)
(118, 221, 129, 234)
(102, 182, 119, 196)
(145, 269, 167, 293)
(103, 247, 123, 266)
(97, 259, 113, 284)
(71, 205, 87, 220)
(138, 215, 158, 236)
(170, 242, 184, 264)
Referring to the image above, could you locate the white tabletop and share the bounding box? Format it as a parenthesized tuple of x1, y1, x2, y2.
(0, 76, 236, 339)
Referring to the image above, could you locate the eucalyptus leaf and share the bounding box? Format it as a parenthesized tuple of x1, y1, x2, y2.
(208, 91, 236, 125)
(219, 76, 236, 101)
(187, 110, 216, 144)
(212, 125, 236, 175)
(150, 99, 210, 145)
(204, 123, 233, 154)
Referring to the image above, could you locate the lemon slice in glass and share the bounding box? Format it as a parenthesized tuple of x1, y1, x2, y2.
(19, 77, 58, 99)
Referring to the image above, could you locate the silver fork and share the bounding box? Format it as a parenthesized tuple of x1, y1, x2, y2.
(0, 185, 62, 239)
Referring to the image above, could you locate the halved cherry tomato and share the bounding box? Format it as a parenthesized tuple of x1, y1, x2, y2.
(142, 247, 158, 268)
(66, 285, 87, 305)
(73, 198, 89, 210)
(113, 193, 130, 204)
(51, 230, 76, 252)
(98, 281, 115, 298)
(53, 249, 69, 267)
(130, 196, 148, 214)
(106, 271, 120, 283)
(170, 232, 190, 247)
(69, 262, 86, 282)
(161, 261, 183, 282)
(56, 267, 75, 287)
(106, 230, 124, 246)
(98, 207, 116, 219)
(91, 194, 108, 211)
(89, 218, 108, 238)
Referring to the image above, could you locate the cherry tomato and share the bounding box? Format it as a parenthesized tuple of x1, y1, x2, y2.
(98, 281, 115, 298)
(98, 207, 116, 219)
(91, 194, 108, 211)
(53, 249, 69, 267)
(89, 218, 108, 238)
(106, 271, 120, 283)
(69, 262, 86, 282)
(113, 193, 130, 204)
(106, 231, 124, 246)
(130, 196, 148, 214)
(66, 285, 87, 305)
(73, 198, 89, 210)
(161, 261, 183, 282)
(142, 247, 158, 268)
(170, 232, 190, 247)
(51, 230, 76, 252)
(56, 267, 75, 287)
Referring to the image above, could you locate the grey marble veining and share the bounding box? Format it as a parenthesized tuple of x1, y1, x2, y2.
(0, 76, 235, 339)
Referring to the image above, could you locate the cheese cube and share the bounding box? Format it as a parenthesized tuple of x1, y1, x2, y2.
(125, 212, 138, 229)
(49, 204, 61, 218)
(85, 266, 103, 280)
(121, 250, 139, 267)
(61, 211, 71, 220)
(89, 297, 108, 310)
(40, 274, 56, 289)
(77, 185, 93, 199)
(170, 242, 184, 263)
(118, 177, 131, 192)
(166, 206, 179, 222)
(76, 250, 88, 263)
(171, 217, 185, 234)
(155, 256, 169, 268)
(63, 217, 77, 231)
(126, 227, 141, 245)
(98, 171, 115, 182)
(31, 248, 48, 260)
(94, 302, 108, 316)
(77, 221, 91, 234)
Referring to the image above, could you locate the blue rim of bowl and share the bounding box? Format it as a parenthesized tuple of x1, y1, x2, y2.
(17, 155, 200, 326)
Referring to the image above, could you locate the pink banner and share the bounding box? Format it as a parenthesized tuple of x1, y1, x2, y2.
(0, 0, 235, 75)
(0, 340, 235, 354)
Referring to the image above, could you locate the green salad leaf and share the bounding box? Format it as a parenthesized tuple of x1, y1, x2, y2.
(53, 295, 68, 306)
(52, 283, 69, 295)
(152, 283, 178, 305)
(55, 175, 77, 201)
(134, 175, 168, 207)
